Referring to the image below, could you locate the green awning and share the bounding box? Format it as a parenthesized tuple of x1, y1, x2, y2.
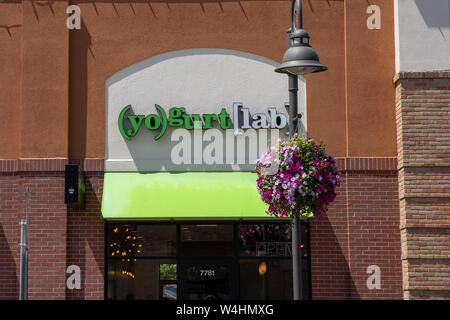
(101, 172, 271, 220)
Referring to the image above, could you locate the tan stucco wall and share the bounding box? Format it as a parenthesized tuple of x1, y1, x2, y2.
(0, 0, 397, 159)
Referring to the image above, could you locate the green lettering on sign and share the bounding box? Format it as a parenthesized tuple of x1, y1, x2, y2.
(117, 104, 287, 141)
(154, 104, 167, 140)
(118, 104, 232, 140)
(118, 104, 169, 141)
(118, 105, 132, 140)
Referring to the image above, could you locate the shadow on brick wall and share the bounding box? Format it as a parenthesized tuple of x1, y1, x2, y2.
(0, 225, 19, 299)
(68, 16, 91, 159)
(66, 175, 105, 300)
(310, 207, 359, 299)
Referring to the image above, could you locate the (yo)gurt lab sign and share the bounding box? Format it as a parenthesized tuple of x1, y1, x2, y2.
(118, 103, 288, 141)
(105, 49, 307, 172)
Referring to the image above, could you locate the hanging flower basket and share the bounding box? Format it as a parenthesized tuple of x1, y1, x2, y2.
(256, 134, 342, 219)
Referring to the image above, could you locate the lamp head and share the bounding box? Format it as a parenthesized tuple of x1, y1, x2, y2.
(275, 28, 328, 75)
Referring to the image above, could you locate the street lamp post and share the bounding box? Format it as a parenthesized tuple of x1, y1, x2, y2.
(274, 0, 328, 300)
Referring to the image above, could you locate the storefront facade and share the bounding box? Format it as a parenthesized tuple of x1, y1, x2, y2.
(0, 0, 448, 300)
(105, 221, 310, 300)
(101, 48, 311, 300)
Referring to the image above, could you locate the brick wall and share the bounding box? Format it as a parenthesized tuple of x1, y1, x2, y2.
(310, 164, 403, 299)
(66, 174, 104, 300)
(0, 160, 104, 300)
(394, 71, 450, 300)
(0, 172, 68, 299)
(0, 174, 20, 299)
(0, 158, 402, 299)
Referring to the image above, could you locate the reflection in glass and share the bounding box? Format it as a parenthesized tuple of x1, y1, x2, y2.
(239, 223, 309, 257)
(181, 224, 233, 256)
(162, 284, 177, 300)
(239, 259, 309, 300)
(159, 264, 177, 280)
(185, 264, 231, 300)
(239, 223, 291, 256)
(107, 224, 176, 257)
(160, 264, 177, 300)
(107, 259, 176, 300)
(106, 222, 311, 300)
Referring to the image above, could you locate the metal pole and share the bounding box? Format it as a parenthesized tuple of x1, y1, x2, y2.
(288, 0, 303, 300)
(292, 214, 303, 300)
(19, 219, 28, 300)
(288, 73, 303, 300)
(291, 0, 302, 31)
(19, 187, 30, 300)
(288, 74, 298, 139)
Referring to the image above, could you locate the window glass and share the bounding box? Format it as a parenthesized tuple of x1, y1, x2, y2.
(107, 259, 176, 300)
(159, 264, 177, 280)
(239, 259, 310, 300)
(107, 224, 176, 257)
(239, 223, 293, 256)
(106, 222, 311, 300)
(160, 264, 177, 300)
(184, 264, 232, 300)
(181, 224, 233, 256)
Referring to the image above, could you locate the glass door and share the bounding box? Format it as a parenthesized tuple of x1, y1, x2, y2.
(179, 259, 238, 300)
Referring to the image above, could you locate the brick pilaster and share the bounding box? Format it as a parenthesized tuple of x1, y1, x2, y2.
(394, 71, 450, 299)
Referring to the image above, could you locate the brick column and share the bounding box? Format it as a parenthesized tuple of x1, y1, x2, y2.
(394, 71, 450, 299)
